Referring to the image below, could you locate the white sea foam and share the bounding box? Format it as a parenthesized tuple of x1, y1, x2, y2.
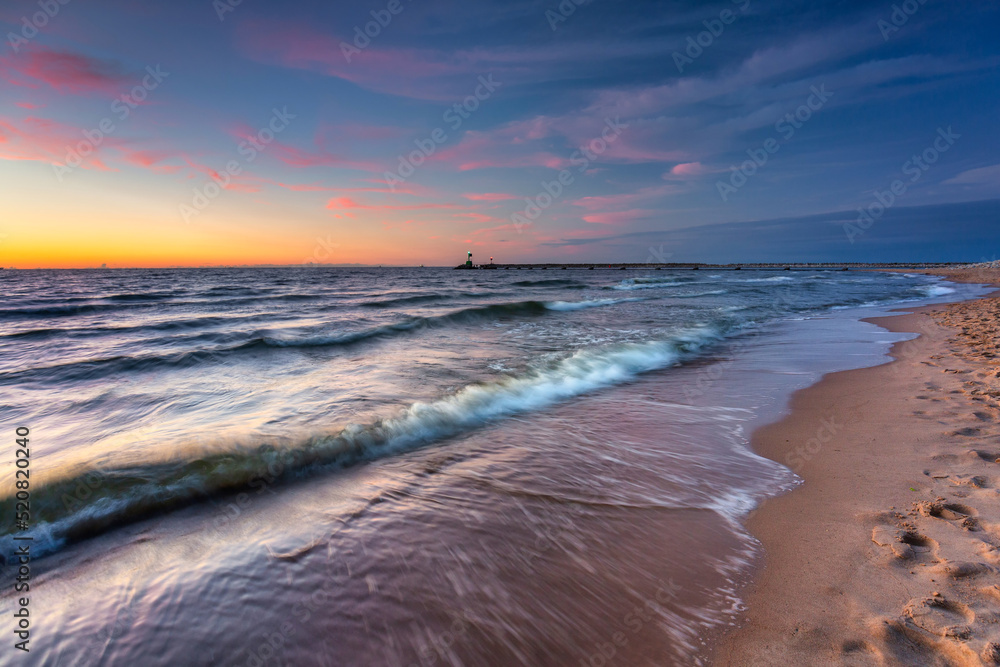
(612, 276, 681, 291)
(734, 276, 795, 283)
(544, 297, 643, 311)
(922, 284, 956, 297)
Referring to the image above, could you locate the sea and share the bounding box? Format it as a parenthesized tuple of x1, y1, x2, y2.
(0, 267, 987, 666)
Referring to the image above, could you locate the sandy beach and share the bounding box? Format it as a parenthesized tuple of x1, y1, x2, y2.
(716, 267, 1000, 665)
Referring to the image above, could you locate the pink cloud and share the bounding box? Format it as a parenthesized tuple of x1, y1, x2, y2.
(590, 133, 686, 164)
(581, 209, 656, 225)
(264, 179, 429, 196)
(325, 196, 459, 212)
(668, 162, 709, 177)
(432, 129, 572, 171)
(326, 197, 360, 209)
(0, 115, 117, 169)
(456, 153, 571, 171)
(0, 113, 324, 198)
(181, 157, 263, 192)
(353, 178, 437, 197)
(272, 182, 340, 192)
(1, 47, 130, 95)
(227, 122, 380, 172)
(572, 184, 681, 211)
(15, 102, 43, 109)
(270, 142, 342, 167)
(430, 114, 684, 174)
(234, 20, 464, 101)
(119, 149, 185, 174)
(0, 116, 215, 182)
(387, 202, 458, 211)
(274, 147, 378, 172)
(117, 148, 268, 189)
(336, 184, 421, 195)
(453, 212, 500, 224)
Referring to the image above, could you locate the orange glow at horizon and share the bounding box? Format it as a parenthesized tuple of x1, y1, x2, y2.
(0, 161, 535, 269)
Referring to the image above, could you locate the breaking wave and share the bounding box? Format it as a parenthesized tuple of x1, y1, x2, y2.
(0, 325, 727, 561)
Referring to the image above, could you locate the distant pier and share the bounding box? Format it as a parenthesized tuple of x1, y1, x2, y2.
(453, 262, 959, 271)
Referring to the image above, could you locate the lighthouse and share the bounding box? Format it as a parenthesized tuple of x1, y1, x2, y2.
(465, 251, 473, 268)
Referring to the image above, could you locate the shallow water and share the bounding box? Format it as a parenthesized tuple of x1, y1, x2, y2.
(0, 267, 985, 666)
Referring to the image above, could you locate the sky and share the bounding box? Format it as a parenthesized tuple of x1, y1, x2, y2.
(0, 0, 998, 267)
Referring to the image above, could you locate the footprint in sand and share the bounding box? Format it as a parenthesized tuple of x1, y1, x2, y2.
(872, 525, 938, 561)
(916, 501, 980, 530)
(977, 544, 1000, 566)
(950, 474, 991, 489)
(980, 584, 1000, 602)
(969, 449, 1000, 464)
(917, 501, 975, 519)
(903, 596, 974, 639)
(931, 560, 996, 580)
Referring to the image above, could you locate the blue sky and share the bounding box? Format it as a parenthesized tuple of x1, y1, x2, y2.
(1, 0, 997, 266)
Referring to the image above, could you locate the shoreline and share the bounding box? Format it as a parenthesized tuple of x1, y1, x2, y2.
(714, 268, 1000, 665)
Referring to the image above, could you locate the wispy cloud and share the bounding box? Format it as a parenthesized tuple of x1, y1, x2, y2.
(1, 46, 131, 95)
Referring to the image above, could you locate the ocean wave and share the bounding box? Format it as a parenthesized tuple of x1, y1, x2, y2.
(1, 299, 633, 383)
(544, 297, 643, 311)
(733, 276, 795, 283)
(921, 285, 956, 297)
(106, 292, 178, 302)
(360, 294, 452, 308)
(673, 290, 728, 298)
(251, 298, 638, 346)
(0, 325, 726, 561)
(0, 315, 283, 341)
(511, 279, 582, 287)
(0, 327, 67, 340)
(612, 276, 680, 291)
(245, 301, 553, 348)
(0, 303, 127, 319)
(0, 294, 312, 320)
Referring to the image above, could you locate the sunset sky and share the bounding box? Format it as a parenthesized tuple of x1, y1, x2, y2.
(1, 0, 998, 267)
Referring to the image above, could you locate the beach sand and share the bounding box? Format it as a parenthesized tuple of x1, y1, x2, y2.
(715, 268, 1000, 666)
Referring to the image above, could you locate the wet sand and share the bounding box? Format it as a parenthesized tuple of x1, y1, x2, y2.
(716, 268, 1000, 665)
